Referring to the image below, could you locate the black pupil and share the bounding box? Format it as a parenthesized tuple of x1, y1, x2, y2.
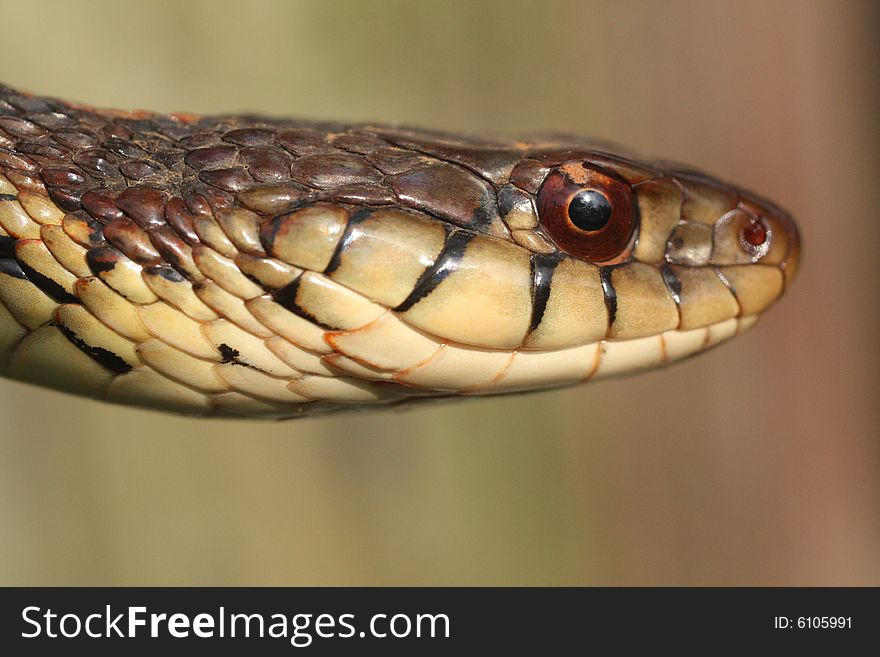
(568, 190, 612, 231)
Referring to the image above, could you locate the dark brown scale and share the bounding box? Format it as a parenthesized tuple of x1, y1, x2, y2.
(103, 217, 162, 264)
(317, 184, 396, 206)
(330, 132, 389, 155)
(28, 111, 77, 129)
(40, 166, 87, 188)
(380, 133, 521, 185)
(277, 128, 332, 156)
(73, 148, 121, 179)
(509, 159, 552, 193)
(289, 152, 381, 189)
(16, 141, 70, 160)
(119, 159, 163, 180)
(130, 132, 174, 155)
(199, 167, 253, 193)
(239, 146, 291, 183)
(149, 226, 202, 280)
(5, 94, 52, 114)
(0, 116, 47, 137)
(47, 187, 83, 211)
(141, 112, 191, 133)
(197, 186, 235, 214)
(388, 161, 501, 232)
(179, 132, 223, 150)
(81, 190, 125, 222)
(52, 129, 99, 149)
(102, 137, 148, 159)
(102, 122, 132, 141)
(222, 128, 275, 147)
(185, 145, 238, 171)
(183, 192, 214, 217)
(366, 147, 427, 175)
(116, 186, 167, 229)
(150, 148, 186, 171)
(164, 197, 200, 243)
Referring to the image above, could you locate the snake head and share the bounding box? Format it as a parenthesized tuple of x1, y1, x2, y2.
(0, 88, 801, 417)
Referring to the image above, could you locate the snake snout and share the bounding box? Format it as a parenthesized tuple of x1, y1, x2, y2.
(738, 194, 801, 286)
(774, 207, 801, 285)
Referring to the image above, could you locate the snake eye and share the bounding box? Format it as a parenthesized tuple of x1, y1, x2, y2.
(537, 162, 636, 264)
(568, 190, 612, 231)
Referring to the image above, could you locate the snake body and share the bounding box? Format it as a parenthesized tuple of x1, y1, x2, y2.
(0, 84, 800, 418)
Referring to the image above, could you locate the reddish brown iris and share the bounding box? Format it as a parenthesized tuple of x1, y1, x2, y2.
(536, 162, 636, 264)
(741, 218, 768, 246)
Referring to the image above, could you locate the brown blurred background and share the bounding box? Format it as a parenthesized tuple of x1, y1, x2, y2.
(0, 0, 877, 585)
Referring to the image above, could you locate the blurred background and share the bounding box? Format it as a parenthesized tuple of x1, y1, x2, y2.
(0, 0, 877, 585)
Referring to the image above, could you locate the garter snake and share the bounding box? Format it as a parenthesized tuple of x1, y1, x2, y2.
(0, 84, 800, 418)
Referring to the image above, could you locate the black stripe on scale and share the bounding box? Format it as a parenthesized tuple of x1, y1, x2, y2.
(0, 235, 17, 259)
(323, 207, 372, 275)
(55, 321, 132, 375)
(0, 238, 79, 303)
(0, 193, 18, 202)
(0, 257, 28, 279)
(599, 266, 617, 327)
(218, 343, 241, 363)
(660, 264, 682, 305)
(529, 252, 564, 333)
(16, 259, 79, 304)
(272, 274, 334, 330)
(394, 229, 475, 313)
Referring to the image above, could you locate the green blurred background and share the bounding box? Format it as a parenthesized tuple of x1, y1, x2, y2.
(0, 0, 877, 585)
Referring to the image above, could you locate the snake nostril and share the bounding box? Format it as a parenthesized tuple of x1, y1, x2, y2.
(741, 218, 767, 246)
(738, 217, 771, 258)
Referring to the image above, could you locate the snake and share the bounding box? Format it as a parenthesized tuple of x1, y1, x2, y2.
(0, 84, 800, 419)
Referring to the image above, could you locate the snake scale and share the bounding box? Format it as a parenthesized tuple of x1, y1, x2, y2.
(0, 84, 800, 418)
